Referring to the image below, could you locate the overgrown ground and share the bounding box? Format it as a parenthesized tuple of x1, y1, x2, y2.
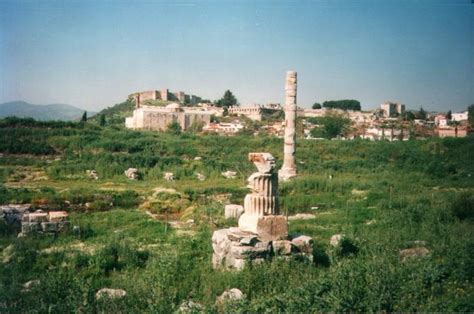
(0, 118, 473, 312)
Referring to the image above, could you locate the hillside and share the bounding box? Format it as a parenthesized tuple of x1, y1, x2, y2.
(0, 117, 473, 311)
(0, 101, 95, 121)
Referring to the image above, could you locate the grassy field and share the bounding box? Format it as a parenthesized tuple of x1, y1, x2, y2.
(0, 118, 473, 312)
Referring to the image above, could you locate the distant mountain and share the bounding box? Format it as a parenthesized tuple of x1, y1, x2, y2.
(0, 101, 95, 121)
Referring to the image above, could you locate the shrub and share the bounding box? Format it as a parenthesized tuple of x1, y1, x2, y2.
(451, 192, 474, 220)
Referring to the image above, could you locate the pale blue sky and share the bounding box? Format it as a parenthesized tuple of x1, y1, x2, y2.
(0, 0, 472, 111)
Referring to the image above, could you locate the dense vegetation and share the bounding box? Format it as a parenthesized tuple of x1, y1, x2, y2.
(323, 99, 361, 111)
(0, 117, 473, 312)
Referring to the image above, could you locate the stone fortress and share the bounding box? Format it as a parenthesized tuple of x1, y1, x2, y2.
(125, 88, 214, 131)
(131, 89, 202, 105)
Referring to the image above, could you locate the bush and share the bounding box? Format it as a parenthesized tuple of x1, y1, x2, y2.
(451, 192, 474, 220)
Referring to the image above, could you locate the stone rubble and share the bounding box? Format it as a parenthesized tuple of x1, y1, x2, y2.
(124, 168, 139, 180)
(330, 234, 344, 247)
(0, 204, 31, 228)
(195, 173, 206, 181)
(164, 172, 174, 181)
(221, 170, 237, 179)
(216, 288, 244, 306)
(95, 288, 127, 300)
(212, 228, 313, 270)
(19, 210, 70, 237)
(399, 247, 430, 262)
(213, 151, 314, 270)
(288, 213, 316, 221)
(22, 280, 40, 293)
(177, 300, 203, 313)
(86, 169, 99, 180)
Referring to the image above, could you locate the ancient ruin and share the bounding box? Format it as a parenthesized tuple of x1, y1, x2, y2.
(238, 153, 287, 240)
(212, 152, 313, 270)
(20, 210, 70, 236)
(279, 71, 298, 181)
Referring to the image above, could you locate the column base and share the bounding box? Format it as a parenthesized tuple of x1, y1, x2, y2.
(278, 169, 297, 181)
(238, 214, 288, 241)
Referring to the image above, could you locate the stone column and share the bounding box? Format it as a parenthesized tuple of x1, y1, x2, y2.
(238, 153, 287, 240)
(279, 71, 297, 181)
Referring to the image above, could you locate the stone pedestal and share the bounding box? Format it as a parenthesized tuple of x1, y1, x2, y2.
(212, 228, 313, 270)
(238, 214, 287, 241)
(212, 151, 312, 270)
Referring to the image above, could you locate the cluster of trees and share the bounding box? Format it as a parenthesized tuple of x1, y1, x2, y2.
(214, 90, 238, 108)
(308, 111, 352, 139)
(312, 100, 361, 111)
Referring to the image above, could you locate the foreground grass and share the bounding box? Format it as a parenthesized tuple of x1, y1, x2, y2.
(0, 120, 473, 312)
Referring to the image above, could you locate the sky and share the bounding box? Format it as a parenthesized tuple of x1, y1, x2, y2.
(0, 0, 472, 112)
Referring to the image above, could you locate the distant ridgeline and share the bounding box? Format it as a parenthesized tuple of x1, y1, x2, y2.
(0, 101, 94, 121)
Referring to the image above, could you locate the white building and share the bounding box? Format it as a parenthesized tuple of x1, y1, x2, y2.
(125, 103, 211, 131)
(452, 111, 468, 122)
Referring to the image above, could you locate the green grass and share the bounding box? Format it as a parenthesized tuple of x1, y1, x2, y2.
(0, 118, 473, 312)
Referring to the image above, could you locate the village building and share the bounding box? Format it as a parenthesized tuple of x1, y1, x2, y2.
(380, 102, 405, 117)
(434, 114, 448, 127)
(452, 111, 468, 122)
(360, 126, 410, 141)
(228, 104, 282, 121)
(436, 127, 468, 138)
(202, 122, 244, 135)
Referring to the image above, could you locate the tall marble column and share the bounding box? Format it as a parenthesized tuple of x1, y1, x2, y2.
(279, 70, 297, 181)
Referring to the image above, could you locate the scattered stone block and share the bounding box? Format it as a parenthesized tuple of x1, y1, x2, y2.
(164, 172, 174, 181)
(24, 212, 48, 223)
(224, 204, 244, 219)
(178, 300, 203, 313)
(95, 288, 127, 300)
(399, 247, 430, 262)
(41, 222, 58, 233)
(48, 211, 68, 222)
(22, 280, 40, 292)
(288, 213, 316, 221)
(291, 235, 313, 254)
(86, 169, 99, 180)
(196, 173, 206, 181)
(0, 204, 30, 227)
(330, 234, 344, 247)
(216, 288, 244, 306)
(239, 215, 288, 241)
(21, 222, 41, 234)
(124, 168, 139, 180)
(273, 240, 292, 255)
(194, 156, 202, 161)
(222, 170, 237, 179)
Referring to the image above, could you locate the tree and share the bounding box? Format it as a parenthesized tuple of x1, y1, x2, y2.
(312, 103, 322, 109)
(81, 111, 87, 122)
(309, 111, 351, 139)
(446, 110, 452, 120)
(166, 121, 182, 135)
(418, 106, 427, 120)
(322, 100, 361, 111)
(215, 90, 238, 108)
(468, 104, 474, 128)
(99, 114, 106, 126)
